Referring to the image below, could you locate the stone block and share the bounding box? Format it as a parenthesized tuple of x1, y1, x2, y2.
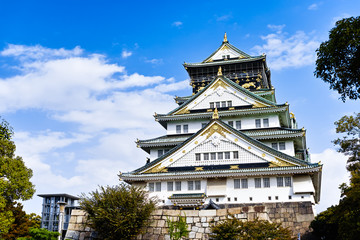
(165, 210, 180, 216)
(150, 220, 157, 227)
(248, 212, 256, 221)
(214, 216, 219, 221)
(157, 220, 166, 227)
(199, 209, 216, 217)
(196, 232, 203, 239)
(257, 212, 269, 221)
(216, 208, 227, 216)
(153, 215, 161, 220)
(205, 228, 211, 233)
(164, 235, 170, 240)
(195, 222, 201, 227)
(228, 207, 241, 215)
(202, 222, 209, 227)
(189, 232, 196, 238)
(186, 217, 194, 224)
(236, 213, 247, 219)
(194, 217, 200, 223)
(154, 228, 161, 235)
(201, 217, 207, 223)
(161, 227, 168, 234)
(296, 214, 314, 222)
(153, 209, 163, 215)
(192, 226, 199, 232)
(76, 216, 83, 224)
(183, 210, 199, 217)
(198, 227, 205, 233)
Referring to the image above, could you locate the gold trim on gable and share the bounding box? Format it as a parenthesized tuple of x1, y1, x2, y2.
(221, 45, 230, 51)
(201, 123, 231, 139)
(230, 165, 239, 170)
(145, 163, 166, 173)
(210, 79, 230, 90)
(269, 157, 296, 167)
(175, 107, 190, 115)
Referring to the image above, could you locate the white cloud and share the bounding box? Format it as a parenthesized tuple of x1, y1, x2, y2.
(308, 4, 318, 10)
(121, 50, 132, 59)
(216, 14, 232, 21)
(312, 148, 350, 214)
(172, 21, 183, 27)
(145, 58, 163, 65)
(252, 25, 320, 70)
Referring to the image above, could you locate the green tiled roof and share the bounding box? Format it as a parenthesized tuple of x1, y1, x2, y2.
(169, 193, 206, 199)
(184, 56, 265, 67)
(138, 134, 191, 147)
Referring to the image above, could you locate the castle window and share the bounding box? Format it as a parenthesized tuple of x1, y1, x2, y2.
(183, 124, 188, 133)
(268, 196, 271, 200)
(263, 118, 269, 127)
(225, 152, 230, 159)
(195, 180, 201, 190)
(233, 151, 239, 159)
(255, 178, 262, 188)
(285, 177, 292, 187)
(263, 178, 270, 188)
(216, 198, 219, 202)
(204, 153, 209, 160)
(167, 182, 173, 191)
(210, 102, 214, 108)
(228, 197, 231, 202)
(271, 143, 278, 150)
(255, 119, 261, 128)
(227, 101, 232, 107)
(289, 196, 292, 200)
(188, 181, 194, 190)
(279, 142, 286, 150)
(241, 179, 248, 189)
(216, 102, 221, 108)
(175, 181, 181, 191)
(211, 152, 216, 160)
(155, 182, 161, 192)
(236, 120, 241, 130)
(234, 179, 240, 189)
(221, 101, 226, 107)
(158, 150, 164, 157)
(195, 153, 201, 161)
(277, 177, 284, 187)
(149, 183, 154, 192)
(176, 125, 181, 134)
(218, 152, 223, 160)
(234, 197, 237, 201)
(275, 196, 279, 200)
(228, 121, 234, 127)
(249, 197, 253, 201)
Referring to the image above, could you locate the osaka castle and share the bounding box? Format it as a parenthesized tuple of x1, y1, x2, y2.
(121, 33, 322, 209)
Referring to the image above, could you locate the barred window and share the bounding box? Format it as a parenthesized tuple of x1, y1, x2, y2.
(210, 102, 214, 108)
(236, 120, 241, 130)
(218, 152, 223, 160)
(285, 177, 292, 187)
(263, 178, 270, 188)
(225, 152, 230, 159)
(195, 153, 201, 161)
(176, 125, 181, 134)
(195, 180, 201, 190)
(155, 182, 161, 192)
(234, 179, 240, 189)
(255, 178, 262, 188)
(279, 142, 286, 150)
(255, 119, 261, 128)
(241, 179, 248, 189)
(167, 182, 173, 191)
(271, 143, 278, 150)
(204, 153, 209, 160)
(221, 101, 226, 107)
(233, 151, 239, 159)
(263, 118, 269, 127)
(175, 181, 181, 191)
(183, 124, 188, 133)
(227, 101, 232, 107)
(149, 182, 154, 192)
(188, 181, 194, 190)
(211, 152, 216, 160)
(228, 121, 234, 127)
(216, 102, 221, 108)
(277, 177, 284, 187)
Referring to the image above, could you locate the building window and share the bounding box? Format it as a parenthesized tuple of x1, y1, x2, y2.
(158, 150, 164, 157)
(155, 182, 161, 192)
(183, 125, 188, 133)
(263, 118, 269, 127)
(228, 121, 234, 127)
(255, 119, 261, 128)
(277, 177, 284, 187)
(249, 197, 253, 201)
(211, 152, 216, 160)
(204, 153, 209, 160)
(233, 151, 239, 159)
(228, 197, 231, 201)
(289, 196, 292, 200)
(176, 125, 181, 134)
(216, 102, 221, 108)
(210, 102, 214, 109)
(275, 196, 279, 200)
(167, 182, 173, 191)
(221, 101, 226, 108)
(195, 180, 201, 190)
(149, 183, 154, 192)
(236, 120, 241, 130)
(285, 177, 292, 187)
(227, 101, 232, 107)
(241, 179, 248, 189)
(202, 123, 207, 128)
(175, 181, 181, 191)
(216, 198, 219, 202)
(263, 178, 270, 188)
(225, 152, 230, 159)
(234, 179, 240, 189)
(218, 152, 223, 160)
(234, 197, 237, 201)
(188, 181, 194, 190)
(255, 178, 262, 188)
(271, 143, 278, 150)
(268, 196, 272, 200)
(279, 142, 286, 150)
(195, 153, 201, 161)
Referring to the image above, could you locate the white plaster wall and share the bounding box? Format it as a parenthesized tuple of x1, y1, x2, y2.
(263, 141, 295, 156)
(211, 47, 241, 60)
(145, 176, 315, 207)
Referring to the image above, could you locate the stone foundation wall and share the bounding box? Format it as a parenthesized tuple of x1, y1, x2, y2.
(65, 202, 314, 240)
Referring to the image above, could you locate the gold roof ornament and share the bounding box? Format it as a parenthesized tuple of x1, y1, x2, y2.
(212, 108, 219, 119)
(223, 32, 228, 43)
(217, 66, 223, 76)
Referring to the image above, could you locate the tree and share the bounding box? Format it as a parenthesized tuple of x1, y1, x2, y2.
(167, 214, 189, 240)
(17, 227, 60, 240)
(80, 183, 157, 240)
(0, 117, 35, 234)
(333, 113, 360, 171)
(210, 215, 294, 240)
(314, 16, 360, 101)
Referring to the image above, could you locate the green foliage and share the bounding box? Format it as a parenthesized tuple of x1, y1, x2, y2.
(0, 117, 35, 234)
(0, 202, 41, 239)
(80, 183, 157, 240)
(17, 227, 60, 240)
(210, 215, 293, 240)
(166, 214, 189, 240)
(315, 16, 360, 101)
(333, 113, 360, 171)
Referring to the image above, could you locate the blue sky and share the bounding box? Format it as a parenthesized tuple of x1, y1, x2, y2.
(1, 0, 359, 215)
